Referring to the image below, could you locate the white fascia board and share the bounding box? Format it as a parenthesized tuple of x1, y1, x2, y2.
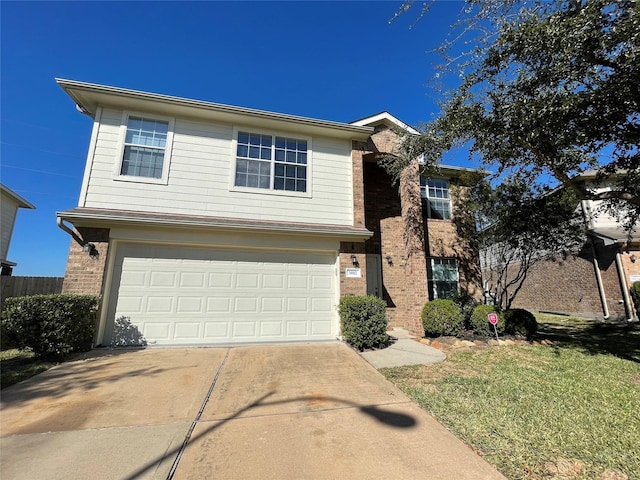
(0, 184, 35, 209)
(350, 112, 421, 135)
(55, 78, 373, 141)
(56, 209, 373, 240)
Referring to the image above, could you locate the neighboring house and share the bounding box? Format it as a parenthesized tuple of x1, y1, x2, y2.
(56, 79, 482, 346)
(482, 171, 640, 321)
(0, 184, 35, 275)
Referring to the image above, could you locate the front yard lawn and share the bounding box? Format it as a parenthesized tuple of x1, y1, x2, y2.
(0, 349, 57, 389)
(382, 315, 640, 479)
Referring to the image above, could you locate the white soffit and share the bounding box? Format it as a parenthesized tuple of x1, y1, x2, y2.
(56, 78, 373, 141)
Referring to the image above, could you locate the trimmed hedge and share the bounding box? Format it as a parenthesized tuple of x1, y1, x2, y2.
(503, 308, 538, 338)
(469, 305, 505, 337)
(421, 299, 465, 337)
(339, 295, 389, 351)
(631, 281, 640, 319)
(1, 294, 99, 359)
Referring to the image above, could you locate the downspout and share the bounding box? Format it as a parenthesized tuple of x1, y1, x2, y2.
(615, 250, 634, 321)
(589, 240, 609, 320)
(56, 216, 93, 250)
(582, 201, 609, 319)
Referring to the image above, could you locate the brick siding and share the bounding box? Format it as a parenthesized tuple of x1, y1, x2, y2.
(62, 227, 110, 296)
(487, 241, 630, 320)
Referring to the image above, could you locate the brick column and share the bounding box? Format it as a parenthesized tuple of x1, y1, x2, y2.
(62, 227, 110, 295)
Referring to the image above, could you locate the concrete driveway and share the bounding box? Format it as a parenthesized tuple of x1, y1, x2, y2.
(1, 343, 505, 480)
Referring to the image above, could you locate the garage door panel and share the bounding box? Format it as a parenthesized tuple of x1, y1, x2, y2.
(174, 323, 200, 340)
(143, 323, 171, 340)
(108, 244, 337, 345)
(206, 297, 231, 313)
(260, 322, 282, 337)
(286, 321, 308, 336)
(209, 272, 233, 288)
(149, 272, 176, 287)
(262, 297, 284, 312)
(177, 297, 203, 313)
(180, 272, 206, 288)
(204, 322, 229, 339)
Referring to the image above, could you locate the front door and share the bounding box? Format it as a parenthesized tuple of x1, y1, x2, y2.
(366, 255, 383, 298)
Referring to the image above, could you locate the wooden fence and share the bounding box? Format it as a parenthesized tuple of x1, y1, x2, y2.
(1, 276, 64, 310)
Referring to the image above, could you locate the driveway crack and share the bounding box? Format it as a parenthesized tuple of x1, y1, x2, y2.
(166, 347, 231, 479)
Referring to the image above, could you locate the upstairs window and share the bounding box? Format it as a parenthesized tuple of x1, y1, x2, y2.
(235, 131, 308, 193)
(421, 178, 451, 219)
(119, 116, 172, 181)
(427, 258, 459, 301)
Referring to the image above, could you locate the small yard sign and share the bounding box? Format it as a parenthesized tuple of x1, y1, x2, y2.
(488, 313, 500, 342)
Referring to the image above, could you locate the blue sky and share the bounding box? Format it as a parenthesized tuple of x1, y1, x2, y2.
(1, 0, 466, 277)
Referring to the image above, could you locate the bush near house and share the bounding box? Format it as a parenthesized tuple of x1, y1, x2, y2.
(469, 305, 505, 336)
(449, 291, 480, 325)
(339, 295, 389, 351)
(631, 281, 640, 319)
(504, 308, 538, 338)
(1, 294, 99, 360)
(421, 299, 465, 337)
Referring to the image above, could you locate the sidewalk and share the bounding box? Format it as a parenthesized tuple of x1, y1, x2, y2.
(360, 328, 446, 368)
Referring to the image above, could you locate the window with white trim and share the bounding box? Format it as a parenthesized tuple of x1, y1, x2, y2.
(120, 116, 170, 180)
(427, 258, 459, 300)
(235, 131, 307, 192)
(421, 178, 451, 219)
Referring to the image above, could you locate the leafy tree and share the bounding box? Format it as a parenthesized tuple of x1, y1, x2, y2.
(388, 0, 639, 231)
(468, 176, 586, 309)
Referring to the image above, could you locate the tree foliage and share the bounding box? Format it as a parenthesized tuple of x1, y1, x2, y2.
(390, 0, 640, 231)
(469, 176, 586, 309)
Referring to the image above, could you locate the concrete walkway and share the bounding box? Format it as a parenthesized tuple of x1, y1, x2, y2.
(360, 328, 446, 368)
(1, 343, 504, 480)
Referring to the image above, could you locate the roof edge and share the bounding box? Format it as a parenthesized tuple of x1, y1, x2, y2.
(56, 78, 374, 137)
(57, 208, 373, 240)
(0, 184, 36, 209)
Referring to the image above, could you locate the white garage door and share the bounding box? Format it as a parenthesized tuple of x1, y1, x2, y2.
(105, 244, 338, 346)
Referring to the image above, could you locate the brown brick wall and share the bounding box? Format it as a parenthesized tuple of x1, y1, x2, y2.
(362, 161, 439, 334)
(339, 242, 367, 297)
(488, 241, 629, 320)
(62, 227, 110, 296)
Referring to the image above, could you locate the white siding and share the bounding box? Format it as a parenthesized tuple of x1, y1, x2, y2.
(1, 191, 19, 260)
(83, 109, 354, 225)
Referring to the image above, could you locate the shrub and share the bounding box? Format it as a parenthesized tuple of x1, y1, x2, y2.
(339, 295, 389, 351)
(449, 291, 481, 324)
(503, 308, 538, 338)
(1, 294, 99, 359)
(631, 281, 640, 319)
(469, 305, 505, 337)
(421, 299, 465, 337)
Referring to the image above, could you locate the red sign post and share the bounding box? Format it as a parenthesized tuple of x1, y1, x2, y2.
(488, 313, 499, 342)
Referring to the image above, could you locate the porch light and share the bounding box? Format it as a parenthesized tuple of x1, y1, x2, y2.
(350, 254, 358, 266)
(386, 255, 393, 266)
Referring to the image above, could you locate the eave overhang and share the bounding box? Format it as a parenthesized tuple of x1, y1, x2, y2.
(57, 208, 373, 241)
(589, 227, 640, 247)
(0, 184, 35, 210)
(56, 79, 373, 141)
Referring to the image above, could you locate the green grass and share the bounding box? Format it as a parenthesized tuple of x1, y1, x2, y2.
(382, 315, 640, 479)
(0, 349, 57, 389)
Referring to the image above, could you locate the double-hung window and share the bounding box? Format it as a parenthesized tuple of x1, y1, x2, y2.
(235, 131, 308, 193)
(118, 115, 173, 183)
(427, 258, 459, 300)
(421, 178, 451, 219)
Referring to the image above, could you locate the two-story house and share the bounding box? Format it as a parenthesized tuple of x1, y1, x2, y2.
(483, 171, 639, 321)
(1, 184, 35, 275)
(56, 79, 482, 346)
